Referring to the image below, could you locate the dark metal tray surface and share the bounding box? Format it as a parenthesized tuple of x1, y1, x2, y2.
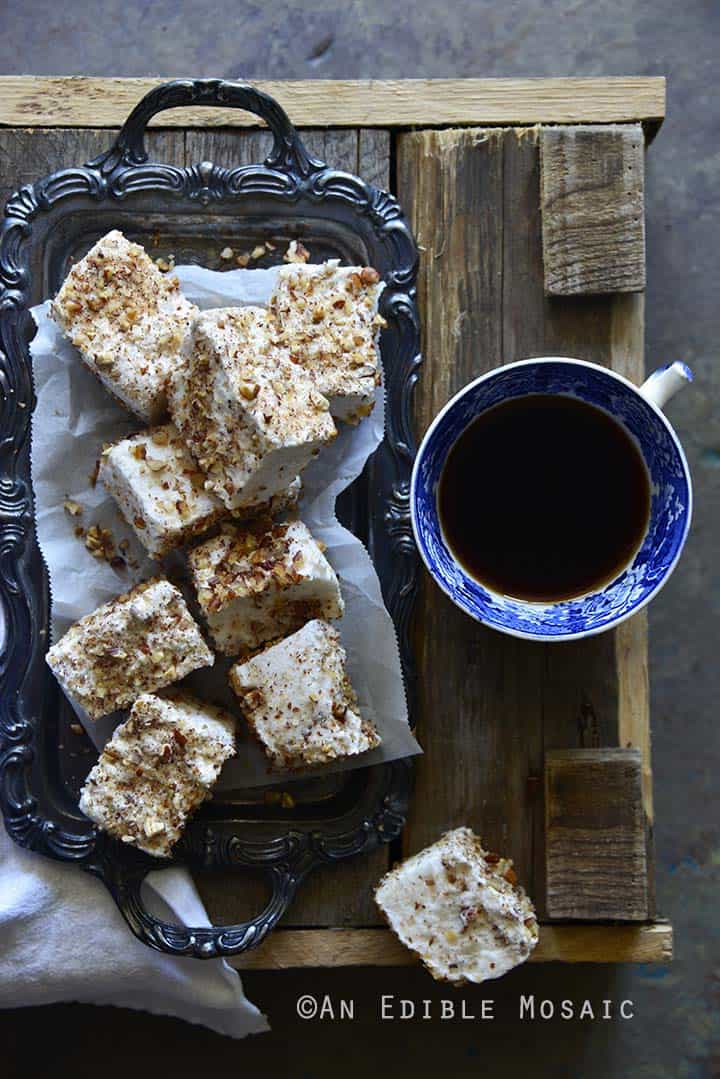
(0, 79, 420, 958)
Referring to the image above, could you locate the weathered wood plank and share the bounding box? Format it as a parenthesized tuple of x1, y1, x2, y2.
(0, 128, 115, 212)
(398, 129, 545, 894)
(540, 124, 645, 295)
(500, 127, 556, 918)
(358, 130, 392, 189)
(185, 127, 272, 167)
(616, 610, 652, 816)
(498, 127, 653, 917)
(231, 922, 672, 968)
(0, 77, 666, 131)
(186, 127, 359, 172)
(545, 749, 649, 921)
(0, 127, 186, 217)
(397, 126, 653, 923)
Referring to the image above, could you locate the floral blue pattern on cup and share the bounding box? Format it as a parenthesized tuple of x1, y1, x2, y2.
(411, 358, 692, 640)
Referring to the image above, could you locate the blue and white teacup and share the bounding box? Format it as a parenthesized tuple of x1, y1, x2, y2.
(411, 357, 693, 641)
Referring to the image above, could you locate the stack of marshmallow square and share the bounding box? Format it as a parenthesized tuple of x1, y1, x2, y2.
(46, 229, 387, 858)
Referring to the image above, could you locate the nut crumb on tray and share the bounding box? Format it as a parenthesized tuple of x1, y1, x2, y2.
(284, 240, 310, 264)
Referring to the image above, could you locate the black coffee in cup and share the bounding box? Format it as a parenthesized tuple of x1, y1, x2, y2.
(438, 394, 651, 602)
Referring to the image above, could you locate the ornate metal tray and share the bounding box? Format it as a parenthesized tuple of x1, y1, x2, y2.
(0, 80, 420, 958)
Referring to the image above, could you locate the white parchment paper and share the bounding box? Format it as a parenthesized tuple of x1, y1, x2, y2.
(30, 265, 421, 790)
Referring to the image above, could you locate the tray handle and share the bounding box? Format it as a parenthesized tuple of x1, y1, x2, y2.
(91, 78, 323, 178)
(100, 855, 309, 959)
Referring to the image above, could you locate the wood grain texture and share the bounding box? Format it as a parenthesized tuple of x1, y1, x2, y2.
(1, 119, 659, 957)
(545, 749, 649, 920)
(186, 127, 359, 172)
(0, 78, 666, 130)
(231, 922, 672, 968)
(0, 128, 115, 212)
(399, 129, 545, 898)
(358, 130, 392, 189)
(397, 126, 653, 923)
(540, 124, 646, 295)
(0, 127, 187, 213)
(616, 610, 652, 817)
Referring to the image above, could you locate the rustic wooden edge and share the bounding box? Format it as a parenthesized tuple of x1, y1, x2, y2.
(231, 924, 673, 969)
(0, 120, 669, 965)
(539, 124, 646, 295)
(544, 749, 649, 921)
(0, 77, 666, 130)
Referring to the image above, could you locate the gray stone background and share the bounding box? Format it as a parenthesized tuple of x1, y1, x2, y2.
(0, 1, 716, 1075)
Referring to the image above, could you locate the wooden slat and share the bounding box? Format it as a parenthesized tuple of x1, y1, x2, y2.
(358, 130, 392, 190)
(616, 609, 653, 815)
(544, 749, 648, 920)
(397, 126, 653, 922)
(0, 77, 665, 130)
(540, 125, 646, 295)
(0, 122, 391, 929)
(399, 129, 545, 894)
(185, 126, 271, 167)
(231, 923, 672, 969)
(503, 129, 653, 917)
(0, 127, 186, 216)
(0, 128, 115, 213)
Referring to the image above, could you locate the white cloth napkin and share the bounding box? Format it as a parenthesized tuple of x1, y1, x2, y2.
(0, 819, 269, 1037)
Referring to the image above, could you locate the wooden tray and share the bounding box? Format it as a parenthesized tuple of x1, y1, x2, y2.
(0, 76, 672, 965)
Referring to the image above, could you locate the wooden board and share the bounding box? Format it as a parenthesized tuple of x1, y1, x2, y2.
(545, 749, 649, 920)
(0, 84, 666, 962)
(540, 124, 646, 294)
(398, 127, 544, 902)
(396, 126, 653, 922)
(0, 77, 665, 130)
(231, 923, 673, 969)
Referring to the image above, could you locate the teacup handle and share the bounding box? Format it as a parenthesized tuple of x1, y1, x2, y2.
(640, 361, 693, 410)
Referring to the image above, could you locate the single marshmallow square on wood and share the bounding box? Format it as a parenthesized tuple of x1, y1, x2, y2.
(169, 306, 336, 511)
(46, 577, 214, 720)
(188, 519, 343, 655)
(229, 619, 379, 769)
(374, 827, 539, 985)
(269, 261, 385, 423)
(79, 692, 236, 857)
(50, 230, 197, 423)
